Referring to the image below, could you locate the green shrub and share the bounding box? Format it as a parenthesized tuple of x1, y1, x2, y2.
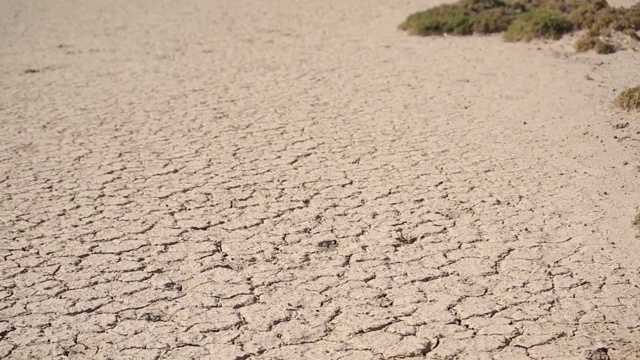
(399, 5, 475, 35)
(504, 9, 573, 41)
(399, 1, 521, 35)
(399, 0, 640, 54)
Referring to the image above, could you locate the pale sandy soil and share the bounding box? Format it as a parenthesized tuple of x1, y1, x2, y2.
(1, 0, 640, 359)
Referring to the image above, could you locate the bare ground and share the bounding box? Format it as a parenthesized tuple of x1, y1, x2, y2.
(1, 0, 640, 359)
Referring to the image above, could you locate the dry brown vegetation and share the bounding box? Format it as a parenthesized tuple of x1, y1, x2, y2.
(633, 212, 640, 233)
(615, 86, 640, 111)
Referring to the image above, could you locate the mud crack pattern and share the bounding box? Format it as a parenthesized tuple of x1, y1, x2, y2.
(1, 0, 640, 359)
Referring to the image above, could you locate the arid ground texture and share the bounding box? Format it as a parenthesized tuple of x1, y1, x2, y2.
(1, 0, 640, 359)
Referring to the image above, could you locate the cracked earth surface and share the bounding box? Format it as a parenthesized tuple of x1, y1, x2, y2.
(2, 0, 640, 359)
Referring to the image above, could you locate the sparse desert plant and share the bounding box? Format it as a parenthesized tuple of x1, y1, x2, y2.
(615, 87, 640, 112)
(399, 0, 640, 54)
(633, 212, 640, 232)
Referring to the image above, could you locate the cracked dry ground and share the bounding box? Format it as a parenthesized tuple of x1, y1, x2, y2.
(2, 0, 640, 359)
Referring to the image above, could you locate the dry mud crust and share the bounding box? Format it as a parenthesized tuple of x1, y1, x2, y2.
(1, 0, 640, 359)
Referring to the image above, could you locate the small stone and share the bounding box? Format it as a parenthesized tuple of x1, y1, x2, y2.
(585, 347, 609, 360)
